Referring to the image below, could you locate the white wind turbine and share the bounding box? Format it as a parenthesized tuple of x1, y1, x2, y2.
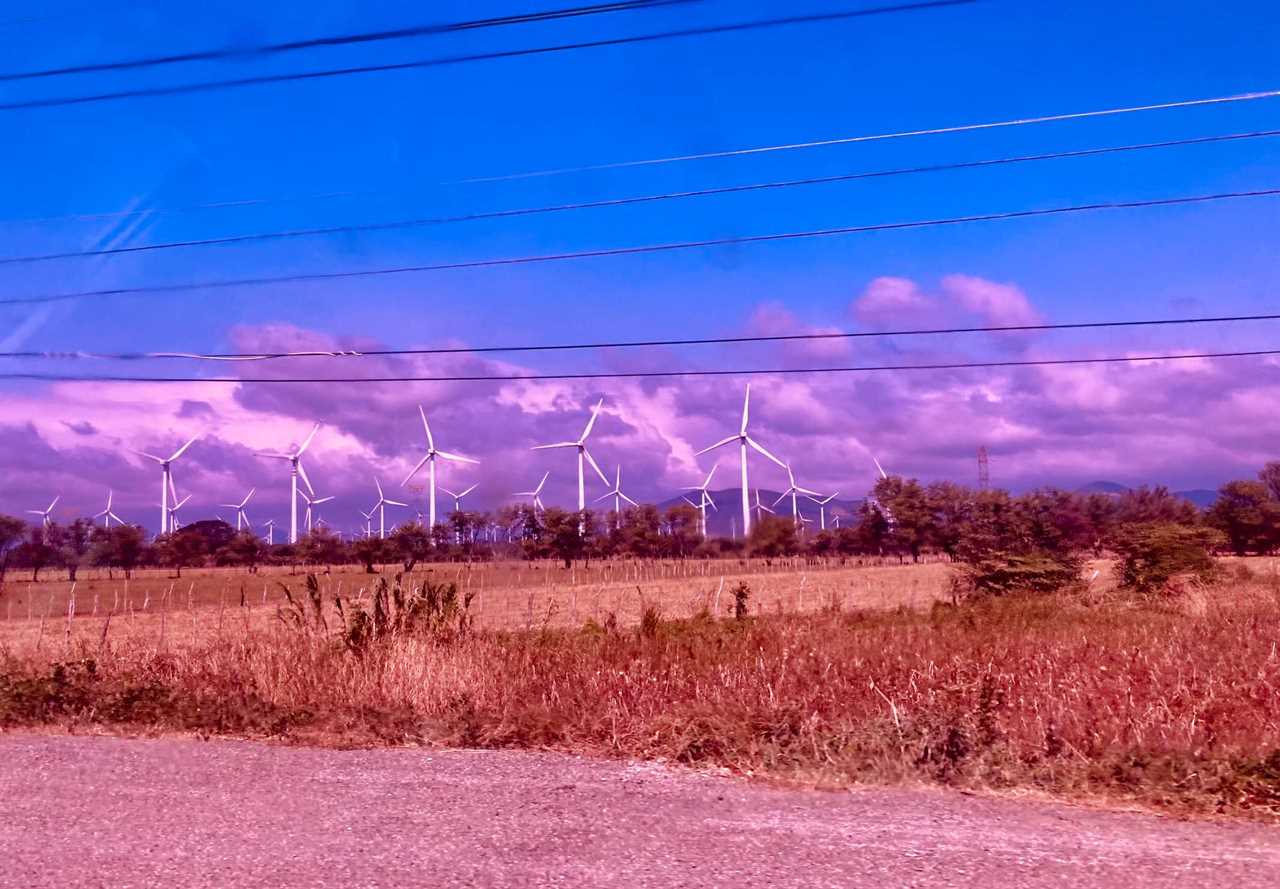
(134, 435, 198, 535)
(682, 463, 719, 536)
(220, 488, 255, 532)
(532, 398, 610, 524)
(773, 464, 820, 527)
(27, 495, 59, 529)
(806, 492, 840, 530)
(594, 467, 638, 523)
(514, 472, 550, 514)
(94, 491, 123, 528)
(300, 489, 334, 534)
(402, 405, 479, 530)
(359, 508, 374, 540)
(371, 479, 407, 540)
(751, 489, 775, 523)
(442, 483, 478, 515)
(263, 519, 277, 546)
(169, 494, 192, 531)
(695, 385, 786, 539)
(255, 423, 320, 545)
(869, 454, 896, 527)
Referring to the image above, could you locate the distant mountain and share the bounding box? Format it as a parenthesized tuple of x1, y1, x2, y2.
(1075, 480, 1217, 509)
(656, 488, 864, 537)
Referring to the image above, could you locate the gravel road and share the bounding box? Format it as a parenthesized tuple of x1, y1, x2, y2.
(1, 734, 1276, 888)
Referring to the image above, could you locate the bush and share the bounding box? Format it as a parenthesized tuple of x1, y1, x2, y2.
(950, 550, 1081, 602)
(1113, 523, 1223, 593)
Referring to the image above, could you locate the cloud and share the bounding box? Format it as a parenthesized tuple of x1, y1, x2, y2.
(0, 275, 1273, 531)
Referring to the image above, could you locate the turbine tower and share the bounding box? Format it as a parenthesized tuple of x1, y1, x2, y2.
(751, 489, 775, 523)
(594, 467, 638, 523)
(94, 491, 123, 528)
(514, 472, 549, 514)
(219, 488, 255, 532)
(371, 479, 407, 540)
(402, 405, 479, 530)
(26, 495, 59, 529)
(532, 398, 609, 526)
(135, 435, 198, 535)
(695, 385, 786, 539)
(255, 423, 320, 545)
(683, 464, 719, 536)
(773, 464, 820, 527)
(806, 492, 840, 530)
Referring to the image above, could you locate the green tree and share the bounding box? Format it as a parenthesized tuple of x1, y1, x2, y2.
(1113, 523, 1223, 593)
(1260, 461, 1280, 501)
(17, 524, 56, 581)
(352, 536, 387, 573)
(540, 508, 595, 568)
(873, 476, 933, 562)
(225, 531, 265, 573)
(748, 514, 798, 558)
(155, 529, 207, 577)
(51, 518, 94, 582)
(93, 525, 146, 579)
(926, 481, 972, 559)
(299, 527, 345, 566)
(663, 503, 702, 558)
(392, 523, 432, 572)
(1206, 480, 1280, 555)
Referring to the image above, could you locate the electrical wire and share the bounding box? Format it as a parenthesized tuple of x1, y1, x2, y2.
(0, 1, 978, 111)
(3, 349, 1278, 384)
(0, 0, 701, 82)
(7, 86, 1277, 227)
(4, 186, 1277, 306)
(7, 312, 1280, 362)
(6, 128, 1278, 266)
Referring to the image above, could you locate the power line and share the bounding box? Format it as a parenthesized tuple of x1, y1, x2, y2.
(7, 128, 1278, 266)
(0, 0, 700, 82)
(9, 312, 1280, 362)
(457, 88, 1280, 184)
(0, 1, 979, 111)
(7, 85, 1277, 228)
(3, 349, 1278, 384)
(5, 186, 1278, 306)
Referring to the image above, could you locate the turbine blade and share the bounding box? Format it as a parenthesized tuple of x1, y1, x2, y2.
(581, 398, 604, 441)
(532, 441, 577, 450)
(583, 449, 609, 486)
(740, 384, 751, 435)
(255, 452, 292, 460)
(746, 437, 788, 470)
(772, 492, 789, 507)
(592, 491, 614, 503)
(694, 435, 738, 457)
(132, 449, 164, 463)
(702, 462, 718, 488)
(296, 423, 320, 457)
(314, 496, 334, 505)
(620, 493, 639, 507)
(48, 495, 60, 511)
(401, 453, 431, 486)
(435, 450, 479, 465)
(385, 499, 408, 507)
(297, 460, 316, 497)
(535, 471, 549, 494)
(873, 456, 888, 479)
(459, 484, 478, 498)
(375, 478, 385, 498)
(418, 405, 435, 451)
(168, 434, 199, 462)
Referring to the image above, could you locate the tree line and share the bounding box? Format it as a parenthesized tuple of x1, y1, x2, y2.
(2, 462, 1279, 580)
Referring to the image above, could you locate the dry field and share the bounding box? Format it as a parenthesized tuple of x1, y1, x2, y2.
(0, 557, 954, 652)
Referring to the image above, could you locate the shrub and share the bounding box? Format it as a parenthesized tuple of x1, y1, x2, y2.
(1113, 523, 1223, 593)
(950, 550, 1081, 602)
(732, 581, 750, 620)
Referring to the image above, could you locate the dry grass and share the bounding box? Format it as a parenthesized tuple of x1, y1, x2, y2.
(3, 564, 1279, 820)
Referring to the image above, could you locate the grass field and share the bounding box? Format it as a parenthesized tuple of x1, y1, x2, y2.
(4, 557, 1279, 819)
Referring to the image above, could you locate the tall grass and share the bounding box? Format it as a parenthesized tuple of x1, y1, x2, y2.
(2, 575, 1278, 819)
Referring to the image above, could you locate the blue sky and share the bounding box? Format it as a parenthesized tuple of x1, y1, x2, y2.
(1, 0, 1279, 529)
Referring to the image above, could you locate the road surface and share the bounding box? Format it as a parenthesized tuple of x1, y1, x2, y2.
(1, 734, 1277, 888)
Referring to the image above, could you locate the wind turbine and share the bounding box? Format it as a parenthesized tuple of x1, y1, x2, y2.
(695, 385, 786, 539)
(371, 479, 407, 540)
(442, 483, 478, 514)
(402, 405, 479, 530)
(219, 488, 255, 532)
(263, 519, 277, 546)
(532, 398, 610, 526)
(751, 489, 775, 523)
(134, 435, 198, 535)
(94, 491, 123, 528)
(359, 508, 374, 540)
(683, 464, 719, 536)
(869, 455, 896, 527)
(594, 467, 638, 523)
(806, 492, 840, 530)
(169, 494, 191, 531)
(26, 495, 59, 529)
(300, 489, 334, 533)
(255, 423, 320, 545)
(773, 464, 820, 527)
(514, 472, 549, 514)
